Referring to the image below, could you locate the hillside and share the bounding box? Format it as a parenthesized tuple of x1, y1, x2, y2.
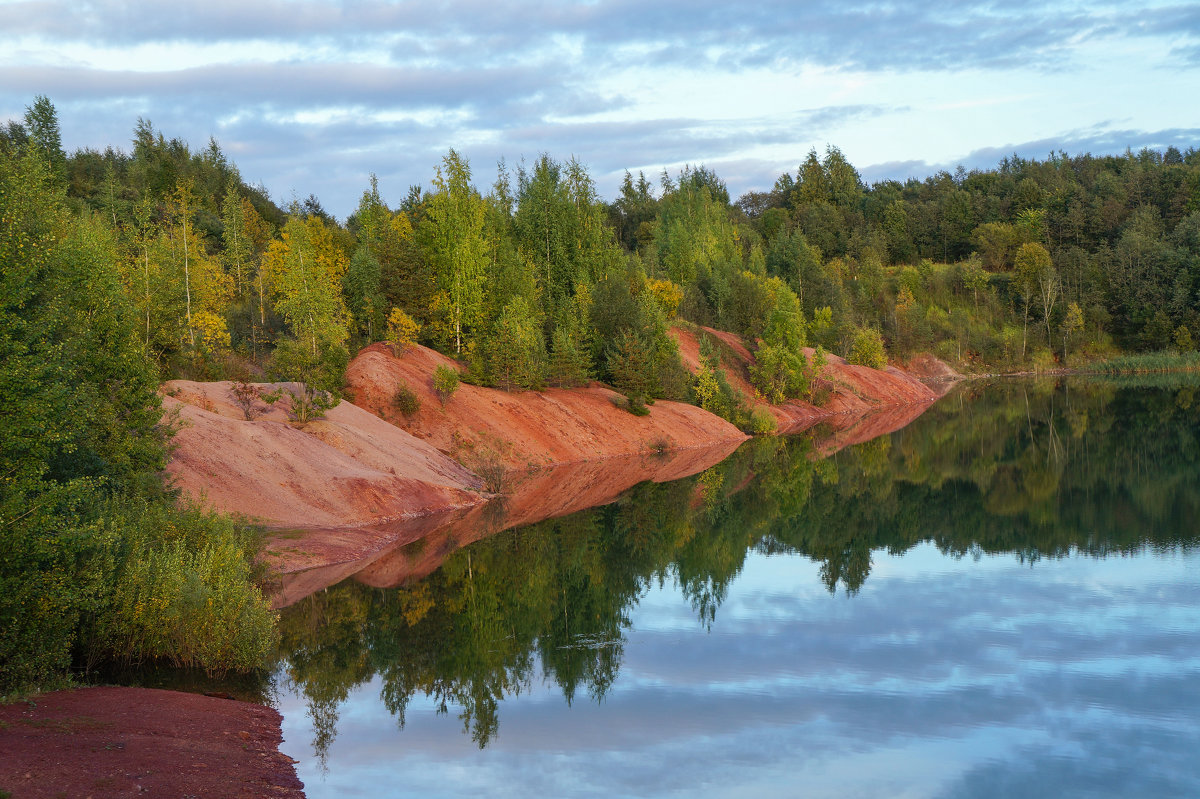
(670, 325, 953, 435)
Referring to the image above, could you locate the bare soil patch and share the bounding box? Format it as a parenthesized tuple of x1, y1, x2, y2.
(0, 686, 302, 798)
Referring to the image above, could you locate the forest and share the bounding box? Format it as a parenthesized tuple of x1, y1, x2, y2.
(2, 94, 1199, 694)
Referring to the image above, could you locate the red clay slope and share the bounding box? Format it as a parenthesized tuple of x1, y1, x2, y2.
(344, 342, 748, 469)
(165, 342, 745, 535)
(164, 380, 486, 528)
(670, 325, 945, 434)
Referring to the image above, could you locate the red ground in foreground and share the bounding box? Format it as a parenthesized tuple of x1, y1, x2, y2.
(0, 686, 303, 799)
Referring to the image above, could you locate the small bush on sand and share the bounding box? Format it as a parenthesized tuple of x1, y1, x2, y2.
(393, 381, 421, 417)
(433, 365, 460, 405)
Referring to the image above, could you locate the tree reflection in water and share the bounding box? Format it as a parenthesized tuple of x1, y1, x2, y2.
(277, 377, 1200, 758)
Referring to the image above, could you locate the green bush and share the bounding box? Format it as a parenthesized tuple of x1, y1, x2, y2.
(848, 327, 888, 370)
(749, 407, 778, 435)
(433, 365, 460, 405)
(85, 500, 278, 676)
(749, 343, 808, 404)
(394, 381, 422, 417)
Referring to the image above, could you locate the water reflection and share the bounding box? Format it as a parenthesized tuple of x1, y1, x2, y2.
(275, 378, 1200, 795)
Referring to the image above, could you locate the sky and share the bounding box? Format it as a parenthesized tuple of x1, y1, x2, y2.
(1, 0, 1198, 219)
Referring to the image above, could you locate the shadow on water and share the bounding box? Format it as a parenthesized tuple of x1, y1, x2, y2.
(274, 376, 1200, 761)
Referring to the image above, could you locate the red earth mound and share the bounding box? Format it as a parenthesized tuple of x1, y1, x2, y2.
(344, 342, 748, 469)
(0, 686, 302, 798)
(670, 325, 946, 434)
(164, 379, 486, 528)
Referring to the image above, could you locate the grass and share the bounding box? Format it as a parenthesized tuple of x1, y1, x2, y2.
(1082, 350, 1200, 375)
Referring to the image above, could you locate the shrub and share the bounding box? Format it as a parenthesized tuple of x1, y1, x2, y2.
(282, 384, 336, 425)
(749, 407, 778, 435)
(393, 381, 422, 417)
(848, 327, 888, 370)
(433, 364, 460, 405)
(1032, 347, 1056, 373)
(229, 380, 279, 421)
(87, 500, 278, 676)
(750, 343, 808, 404)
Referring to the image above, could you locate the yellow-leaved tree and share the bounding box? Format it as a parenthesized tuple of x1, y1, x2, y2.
(262, 212, 351, 421)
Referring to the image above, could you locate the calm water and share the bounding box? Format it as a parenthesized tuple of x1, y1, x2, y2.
(273, 378, 1200, 798)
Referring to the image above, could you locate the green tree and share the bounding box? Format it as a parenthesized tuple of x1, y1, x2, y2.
(1060, 302, 1085, 361)
(422, 150, 487, 354)
(609, 329, 655, 413)
(23, 95, 65, 180)
(345, 247, 386, 342)
(0, 147, 165, 689)
(263, 214, 351, 412)
(484, 296, 546, 391)
(1015, 241, 1058, 350)
(971, 221, 1020, 270)
(848, 326, 888, 369)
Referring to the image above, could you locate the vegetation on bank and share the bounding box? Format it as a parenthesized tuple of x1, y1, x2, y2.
(0, 111, 276, 695)
(3, 94, 1200, 693)
(1082, 350, 1200, 375)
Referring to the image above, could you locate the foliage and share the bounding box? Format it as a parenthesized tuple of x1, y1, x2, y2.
(433, 364, 460, 405)
(848, 327, 888, 369)
(269, 330, 347, 423)
(690, 333, 750, 425)
(0, 139, 273, 691)
(393, 381, 422, 417)
(749, 407, 778, 434)
(421, 150, 487, 355)
(229, 380, 277, 420)
(344, 247, 386, 343)
(386, 307, 420, 354)
(749, 343, 808, 403)
(609, 329, 656, 413)
(88, 500, 278, 675)
(644, 278, 683, 319)
(10, 97, 1200, 385)
(481, 296, 546, 391)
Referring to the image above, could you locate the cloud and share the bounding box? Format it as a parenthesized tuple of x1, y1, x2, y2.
(0, 62, 562, 114)
(4, 0, 1188, 74)
(3, 1, 1196, 217)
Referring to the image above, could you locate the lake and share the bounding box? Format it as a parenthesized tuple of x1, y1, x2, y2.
(272, 378, 1200, 798)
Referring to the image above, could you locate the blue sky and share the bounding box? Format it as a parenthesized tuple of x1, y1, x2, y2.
(2, 0, 1198, 218)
